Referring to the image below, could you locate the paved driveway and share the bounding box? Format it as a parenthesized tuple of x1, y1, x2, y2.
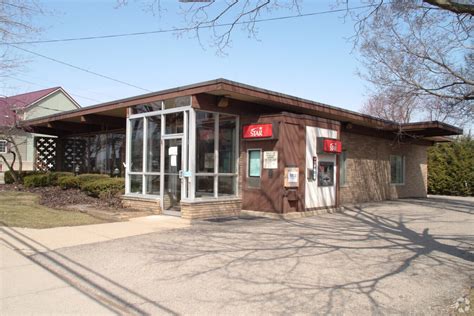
(2, 196, 473, 315)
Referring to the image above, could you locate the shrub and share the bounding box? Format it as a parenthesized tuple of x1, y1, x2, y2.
(428, 136, 473, 196)
(58, 175, 81, 189)
(80, 177, 125, 198)
(49, 172, 74, 186)
(4, 171, 40, 184)
(23, 174, 51, 187)
(76, 174, 109, 187)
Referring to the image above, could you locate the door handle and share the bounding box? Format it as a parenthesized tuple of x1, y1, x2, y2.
(178, 170, 183, 179)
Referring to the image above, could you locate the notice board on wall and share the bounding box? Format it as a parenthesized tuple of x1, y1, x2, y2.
(284, 167, 299, 187)
(263, 151, 278, 169)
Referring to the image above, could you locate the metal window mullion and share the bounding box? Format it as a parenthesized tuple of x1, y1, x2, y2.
(142, 117, 148, 195)
(214, 113, 219, 198)
(125, 118, 131, 194)
(160, 114, 165, 209)
(182, 110, 188, 199)
(128, 104, 191, 119)
(235, 116, 240, 197)
(189, 108, 196, 199)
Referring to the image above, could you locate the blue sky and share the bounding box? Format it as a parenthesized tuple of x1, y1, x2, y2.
(2, 0, 371, 112)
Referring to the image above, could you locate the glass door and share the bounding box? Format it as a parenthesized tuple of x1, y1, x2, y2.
(163, 138, 182, 211)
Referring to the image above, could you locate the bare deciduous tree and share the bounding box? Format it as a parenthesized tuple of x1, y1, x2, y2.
(356, 1, 473, 127)
(361, 88, 420, 124)
(0, 0, 43, 76)
(118, 0, 473, 127)
(0, 116, 27, 184)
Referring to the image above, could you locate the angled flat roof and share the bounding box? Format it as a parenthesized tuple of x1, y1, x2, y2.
(20, 78, 463, 137)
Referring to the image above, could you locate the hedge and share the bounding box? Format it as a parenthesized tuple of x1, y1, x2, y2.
(57, 173, 109, 190)
(80, 177, 125, 198)
(58, 175, 81, 189)
(49, 172, 74, 186)
(23, 174, 51, 187)
(4, 171, 41, 184)
(76, 173, 109, 185)
(23, 172, 74, 188)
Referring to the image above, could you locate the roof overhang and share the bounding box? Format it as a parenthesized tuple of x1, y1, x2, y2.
(19, 78, 463, 138)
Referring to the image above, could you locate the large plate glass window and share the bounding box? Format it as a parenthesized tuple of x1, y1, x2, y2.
(196, 112, 215, 173)
(194, 111, 238, 198)
(146, 116, 161, 172)
(130, 118, 144, 172)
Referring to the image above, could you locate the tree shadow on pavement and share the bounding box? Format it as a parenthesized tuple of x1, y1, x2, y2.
(2, 196, 472, 315)
(140, 198, 473, 314)
(1, 227, 179, 315)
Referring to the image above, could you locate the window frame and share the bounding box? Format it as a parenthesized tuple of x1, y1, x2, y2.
(0, 140, 7, 154)
(192, 109, 240, 200)
(247, 149, 262, 178)
(390, 155, 405, 185)
(246, 148, 262, 189)
(126, 97, 192, 198)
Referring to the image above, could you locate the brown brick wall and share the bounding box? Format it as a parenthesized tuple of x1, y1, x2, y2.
(181, 199, 242, 220)
(340, 132, 428, 204)
(121, 196, 161, 213)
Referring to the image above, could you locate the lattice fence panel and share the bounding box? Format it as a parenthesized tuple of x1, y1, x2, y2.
(63, 138, 87, 171)
(34, 137, 57, 171)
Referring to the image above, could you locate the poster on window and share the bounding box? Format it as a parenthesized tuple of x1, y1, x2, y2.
(204, 153, 214, 169)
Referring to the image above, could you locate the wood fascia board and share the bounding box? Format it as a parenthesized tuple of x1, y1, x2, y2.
(80, 114, 125, 128)
(20, 82, 222, 127)
(217, 82, 390, 129)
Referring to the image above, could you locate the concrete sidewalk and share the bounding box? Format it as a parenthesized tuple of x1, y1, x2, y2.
(0, 243, 114, 315)
(1, 215, 190, 253)
(0, 215, 190, 315)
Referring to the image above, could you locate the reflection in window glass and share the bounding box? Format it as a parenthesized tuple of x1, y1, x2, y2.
(248, 150, 261, 177)
(165, 112, 184, 134)
(218, 176, 235, 196)
(196, 176, 214, 197)
(0, 140, 7, 153)
(89, 134, 107, 173)
(109, 133, 125, 176)
(147, 116, 161, 172)
(390, 155, 405, 184)
(340, 151, 347, 186)
(219, 115, 236, 173)
(163, 96, 191, 109)
(145, 175, 160, 195)
(130, 102, 162, 114)
(130, 175, 142, 194)
(130, 118, 143, 172)
(196, 112, 215, 173)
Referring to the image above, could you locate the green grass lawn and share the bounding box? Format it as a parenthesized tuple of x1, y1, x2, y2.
(0, 191, 106, 229)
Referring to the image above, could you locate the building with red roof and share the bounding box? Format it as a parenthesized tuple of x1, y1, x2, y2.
(0, 87, 80, 180)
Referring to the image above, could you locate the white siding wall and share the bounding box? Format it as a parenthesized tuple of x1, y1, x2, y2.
(305, 126, 338, 209)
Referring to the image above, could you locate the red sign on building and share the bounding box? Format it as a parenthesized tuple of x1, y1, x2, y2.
(323, 139, 342, 153)
(242, 124, 273, 139)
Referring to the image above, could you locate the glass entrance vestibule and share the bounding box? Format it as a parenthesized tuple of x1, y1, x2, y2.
(125, 96, 239, 212)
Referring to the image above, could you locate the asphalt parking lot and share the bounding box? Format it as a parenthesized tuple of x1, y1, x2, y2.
(3, 196, 473, 315)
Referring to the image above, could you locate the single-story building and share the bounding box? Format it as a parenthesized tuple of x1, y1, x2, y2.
(20, 79, 462, 219)
(0, 87, 81, 182)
